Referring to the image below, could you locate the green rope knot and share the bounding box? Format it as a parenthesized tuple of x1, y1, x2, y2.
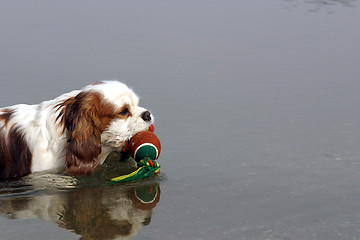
(110, 157, 160, 183)
(137, 157, 160, 169)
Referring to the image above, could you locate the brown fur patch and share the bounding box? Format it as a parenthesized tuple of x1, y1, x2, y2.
(54, 97, 75, 132)
(91, 81, 105, 86)
(63, 91, 129, 174)
(0, 108, 15, 126)
(0, 126, 32, 179)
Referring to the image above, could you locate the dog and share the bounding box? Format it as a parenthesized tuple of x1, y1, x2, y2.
(0, 80, 154, 178)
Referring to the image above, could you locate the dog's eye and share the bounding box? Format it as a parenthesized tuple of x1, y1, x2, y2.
(119, 107, 129, 115)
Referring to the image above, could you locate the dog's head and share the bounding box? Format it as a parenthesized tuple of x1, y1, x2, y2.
(60, 81, 153, 174)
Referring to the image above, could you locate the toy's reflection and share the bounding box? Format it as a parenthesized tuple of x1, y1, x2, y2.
(0, 183, 160, 240)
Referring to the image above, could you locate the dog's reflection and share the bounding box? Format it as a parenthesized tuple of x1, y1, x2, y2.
(0, 183, 160, 240)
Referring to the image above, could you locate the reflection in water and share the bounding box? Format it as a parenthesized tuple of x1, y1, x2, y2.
(0, 181, 161, 240)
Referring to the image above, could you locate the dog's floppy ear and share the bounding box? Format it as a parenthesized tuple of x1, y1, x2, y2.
(64, 92, 102, 174)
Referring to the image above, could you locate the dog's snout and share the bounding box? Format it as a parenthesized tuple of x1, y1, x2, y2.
(141, 111, 152, 122)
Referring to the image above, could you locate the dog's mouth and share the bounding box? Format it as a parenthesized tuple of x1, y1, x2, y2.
(122, 124, 155, 151)
(105, 125, 155, 150)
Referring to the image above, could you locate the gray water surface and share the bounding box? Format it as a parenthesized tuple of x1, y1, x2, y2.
(1, 1, 360, 239)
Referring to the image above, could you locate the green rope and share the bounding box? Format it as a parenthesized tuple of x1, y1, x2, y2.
(110, 157, 160, 183)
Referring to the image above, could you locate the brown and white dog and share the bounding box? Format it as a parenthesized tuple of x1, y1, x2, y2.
(0, 80, 154, 179)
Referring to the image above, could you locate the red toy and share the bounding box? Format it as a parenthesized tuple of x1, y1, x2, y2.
(110, 125, 161, 183)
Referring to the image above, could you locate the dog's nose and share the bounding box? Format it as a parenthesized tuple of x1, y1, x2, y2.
(141, 111, 152, 122)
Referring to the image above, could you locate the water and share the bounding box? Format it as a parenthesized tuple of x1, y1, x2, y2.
(1, 1, 360, 239)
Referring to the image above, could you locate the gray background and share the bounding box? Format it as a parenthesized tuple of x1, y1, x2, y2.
(1, 0, 360, 239)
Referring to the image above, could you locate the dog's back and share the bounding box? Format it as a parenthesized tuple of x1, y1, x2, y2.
(0, 90, 79, 178)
